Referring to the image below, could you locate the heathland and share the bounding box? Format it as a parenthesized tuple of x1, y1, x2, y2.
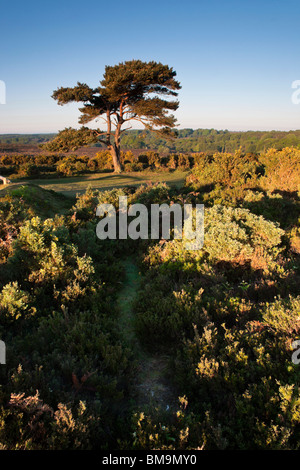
(0, 143, 299, 449)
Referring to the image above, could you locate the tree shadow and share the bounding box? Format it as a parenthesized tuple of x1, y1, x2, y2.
(243, 190, 300, 229)
(90, 173, 143, 183)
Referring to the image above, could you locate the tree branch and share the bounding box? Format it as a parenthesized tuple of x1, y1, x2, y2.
(120, 126, 132, 134)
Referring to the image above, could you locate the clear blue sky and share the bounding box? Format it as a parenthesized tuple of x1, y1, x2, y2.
(1, 0, 300, 133)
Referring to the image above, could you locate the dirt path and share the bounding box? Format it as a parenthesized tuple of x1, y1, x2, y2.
(117, 257, 177, 411)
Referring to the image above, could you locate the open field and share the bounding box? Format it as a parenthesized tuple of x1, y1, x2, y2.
(2, 170, 188, 196)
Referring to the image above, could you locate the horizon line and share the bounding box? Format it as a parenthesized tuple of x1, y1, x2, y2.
(1, 127, 300, 136)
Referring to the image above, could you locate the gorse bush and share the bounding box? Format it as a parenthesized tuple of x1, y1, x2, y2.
(203, 205, 284, 269)
(186, 151, 262, 190)
(242, 190, 300, 230)
(56, 155, 87, 176)
(186, 146, 300, 198)
(261, 295, 300, 335)
(0, 281, 33, 322)
(130, 182, 172, 206)
(142, 204, 284, 272)
(259, 147, 300, 193)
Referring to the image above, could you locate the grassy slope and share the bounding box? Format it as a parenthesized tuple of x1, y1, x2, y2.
(8, 170, 188, 196)
(0, 183, 74, 217)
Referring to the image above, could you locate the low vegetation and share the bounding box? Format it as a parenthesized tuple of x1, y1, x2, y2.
(0, 146, 299, 449)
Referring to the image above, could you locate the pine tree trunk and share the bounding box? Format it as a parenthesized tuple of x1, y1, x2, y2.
(110, 144, 122, 173)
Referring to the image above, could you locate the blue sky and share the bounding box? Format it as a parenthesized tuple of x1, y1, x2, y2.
(1, 0, 300, 133)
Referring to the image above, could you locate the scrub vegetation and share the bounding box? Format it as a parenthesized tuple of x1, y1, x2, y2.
(0, 145, 299, 449)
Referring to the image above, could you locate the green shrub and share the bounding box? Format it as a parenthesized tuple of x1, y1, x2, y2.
(0, 281, 33, 322)
(259, 147, 300, 193)
(186, 151, 261, 190)
(261, 295, 300, 335)
(144, 205, 284, 272)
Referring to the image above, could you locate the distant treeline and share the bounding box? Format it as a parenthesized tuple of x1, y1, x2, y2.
(120, 128, 300, 153)
(0, 134, 55, 145)
(1, 129, 300, 153)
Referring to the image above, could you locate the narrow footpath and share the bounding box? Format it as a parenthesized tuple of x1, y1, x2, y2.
(117, 256, 177, 410)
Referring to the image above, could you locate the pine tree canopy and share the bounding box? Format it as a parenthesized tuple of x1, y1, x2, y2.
(43, 60, 181, 172)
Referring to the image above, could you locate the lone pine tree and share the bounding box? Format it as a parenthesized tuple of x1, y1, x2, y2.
(45, 60, 181, 172)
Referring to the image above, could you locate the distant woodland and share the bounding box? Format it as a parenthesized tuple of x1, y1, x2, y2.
(1, 128, 300, 154)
